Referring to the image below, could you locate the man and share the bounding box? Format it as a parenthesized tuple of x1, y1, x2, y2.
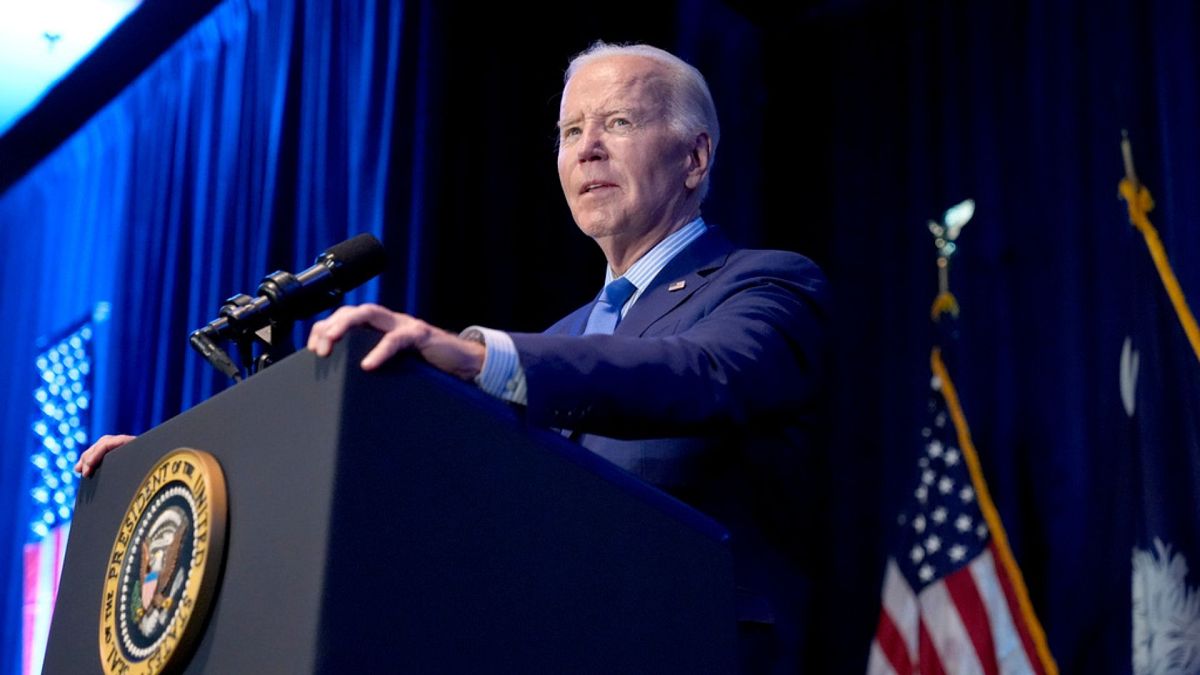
(80, 42, 829, 672)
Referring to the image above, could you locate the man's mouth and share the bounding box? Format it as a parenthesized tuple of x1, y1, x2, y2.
(580, 182, 617, 195)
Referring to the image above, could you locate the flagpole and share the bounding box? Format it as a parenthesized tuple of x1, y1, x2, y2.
(925, 201, 1059, 674)
(1118, 134, 1200, 364)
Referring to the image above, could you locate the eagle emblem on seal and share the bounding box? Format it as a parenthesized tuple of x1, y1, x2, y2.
(134, 507, 191, 622)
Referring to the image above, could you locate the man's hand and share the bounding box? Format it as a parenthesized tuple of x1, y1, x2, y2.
(307, 303, 486, 381)
(75, 434, 137, 478)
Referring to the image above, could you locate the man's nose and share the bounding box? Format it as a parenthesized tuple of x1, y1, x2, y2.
(576, 126, 608, 162)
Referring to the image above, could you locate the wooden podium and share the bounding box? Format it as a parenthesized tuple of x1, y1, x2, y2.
(43, 329, 736, 673)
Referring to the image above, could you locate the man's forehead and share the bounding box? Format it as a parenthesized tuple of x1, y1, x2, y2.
(559, 56, 670, 119)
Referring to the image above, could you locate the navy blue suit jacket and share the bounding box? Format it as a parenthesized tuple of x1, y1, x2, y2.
(509, 227, 830, 637)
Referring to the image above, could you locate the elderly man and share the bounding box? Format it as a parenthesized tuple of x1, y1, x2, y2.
(81, 42, 829, 673)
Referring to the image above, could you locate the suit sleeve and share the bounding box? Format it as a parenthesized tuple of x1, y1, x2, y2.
(509, 252, 830, 439)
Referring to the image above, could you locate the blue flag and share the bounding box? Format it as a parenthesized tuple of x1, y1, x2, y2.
(1119, 179, 1200, 674)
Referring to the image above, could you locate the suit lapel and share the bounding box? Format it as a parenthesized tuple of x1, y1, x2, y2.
(556, 303, 594, 337)
(616, 228, 735, 337)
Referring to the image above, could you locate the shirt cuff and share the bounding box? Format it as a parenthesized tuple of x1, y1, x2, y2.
(459, 326, 528, 405)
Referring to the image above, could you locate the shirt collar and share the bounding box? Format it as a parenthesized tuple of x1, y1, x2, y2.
(602, 217, 709, 318)
(604, 216, 708, 291)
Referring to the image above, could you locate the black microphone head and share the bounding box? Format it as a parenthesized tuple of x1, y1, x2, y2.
(318, 233, 387, 291)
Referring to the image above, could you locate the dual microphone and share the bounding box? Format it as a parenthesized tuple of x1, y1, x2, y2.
(190, 233, 387, 380)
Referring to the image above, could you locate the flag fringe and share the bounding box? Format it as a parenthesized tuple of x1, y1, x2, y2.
(931, 347, 1059, 675)
(1118, 179, 1200, 365)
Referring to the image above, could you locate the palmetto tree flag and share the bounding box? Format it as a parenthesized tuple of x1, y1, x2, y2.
(868, 302, 1057, 675)
(1118, 177, 1200, 675)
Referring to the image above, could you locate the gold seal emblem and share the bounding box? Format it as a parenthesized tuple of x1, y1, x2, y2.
(99, 449, 227, 675)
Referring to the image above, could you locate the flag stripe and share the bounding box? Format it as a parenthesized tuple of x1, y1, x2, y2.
(918, 618, 948, 675)
(920, 580, 986, 675)
(992, 544, 1046, 675)
(23, 525, 70, 675)
(944, 564, 1000, 675)
(881, 559, 919, 658)
(22, 543, 38, 675)
(52, 524, 66, 602)
(969, 548, 1039, 675)
(868, 642, 901, 675)
(874, 607, 914, 675)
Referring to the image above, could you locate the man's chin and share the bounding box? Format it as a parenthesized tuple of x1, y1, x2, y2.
(574, 217, 621, 240)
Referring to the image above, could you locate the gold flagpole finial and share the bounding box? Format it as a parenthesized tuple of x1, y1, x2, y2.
(928, 199, 974, 320)
(1121, 129, 1139, 189)
(1119, 132, 1155, 224)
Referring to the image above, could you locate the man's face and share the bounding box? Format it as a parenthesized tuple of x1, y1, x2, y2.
(557, 56, 695, 247)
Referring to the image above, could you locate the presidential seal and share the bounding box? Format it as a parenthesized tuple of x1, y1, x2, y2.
(99, 449, 227, 675)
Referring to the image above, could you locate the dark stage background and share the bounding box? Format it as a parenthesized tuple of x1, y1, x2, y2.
(1, 0, 1198, 671)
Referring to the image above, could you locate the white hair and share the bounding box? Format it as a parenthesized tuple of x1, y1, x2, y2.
(565, 41, 720, 201)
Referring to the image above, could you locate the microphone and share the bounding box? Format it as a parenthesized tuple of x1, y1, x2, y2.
(190, 233, 386, 376)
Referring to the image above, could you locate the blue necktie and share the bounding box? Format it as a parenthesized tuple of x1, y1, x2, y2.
(582, 277, 637, 335)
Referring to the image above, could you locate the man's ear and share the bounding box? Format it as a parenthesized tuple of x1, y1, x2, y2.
(684, 132, 712, 191)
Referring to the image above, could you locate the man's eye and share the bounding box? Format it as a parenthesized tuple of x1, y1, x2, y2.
(562, 127, 581, 139)
(610, 118, 631, 128)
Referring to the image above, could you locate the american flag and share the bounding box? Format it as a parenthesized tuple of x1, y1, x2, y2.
(23, 316, 96, 675)
(867, 346, 1057, 675)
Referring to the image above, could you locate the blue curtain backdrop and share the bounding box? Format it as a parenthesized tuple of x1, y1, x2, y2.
(0, 0, 402, 670)
(1, 0, 1198, 672)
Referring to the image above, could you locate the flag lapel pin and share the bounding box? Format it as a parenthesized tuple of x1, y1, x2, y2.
(668, 280, 686, 292)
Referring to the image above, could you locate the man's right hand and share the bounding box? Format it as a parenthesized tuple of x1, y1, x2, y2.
(75, 434, 137, 478)
(307, 303, 485, 380)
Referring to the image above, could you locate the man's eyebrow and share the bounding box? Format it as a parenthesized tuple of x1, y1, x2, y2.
(556, 108, 640, 130)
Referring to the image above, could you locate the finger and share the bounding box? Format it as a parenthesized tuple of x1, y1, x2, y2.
(307, 306, 361, 356)
(76, 434, 136, 478)
(360, 328, 419, 370)
(309, 304, 398, 356)
(75, 434, 110, 474)
(77, 437, 111, 475)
